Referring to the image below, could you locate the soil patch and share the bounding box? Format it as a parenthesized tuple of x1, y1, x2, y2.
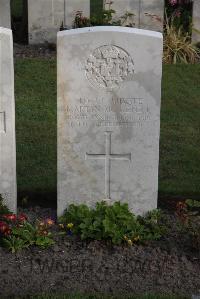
(14, 43, 56, 60)
(0, 207, 200, 298)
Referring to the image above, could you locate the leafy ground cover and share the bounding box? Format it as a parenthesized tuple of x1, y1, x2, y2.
(14, 59, 200, 206)
(0, 194, 200, 296)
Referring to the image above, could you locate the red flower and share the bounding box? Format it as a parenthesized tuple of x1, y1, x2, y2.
(4, 228, 11, 236)
(3, 214, 17, 222)
(0, 221, 10, 234)
(18, 213, 28, 223)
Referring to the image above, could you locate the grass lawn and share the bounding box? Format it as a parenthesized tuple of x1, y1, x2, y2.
(11, 0, 23, 18)
(15, 59, 56, 205)
(14, 60, 200, 205)
(160, 64, 200, 199)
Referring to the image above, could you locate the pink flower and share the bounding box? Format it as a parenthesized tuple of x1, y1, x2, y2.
(17, 213, 28, 223)
(3, 214, 17, 222)
(169, 0, 177, 5)
(175, 10, 181, 17)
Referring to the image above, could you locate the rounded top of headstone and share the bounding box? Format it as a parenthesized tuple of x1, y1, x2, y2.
(57, 26, 163, 40)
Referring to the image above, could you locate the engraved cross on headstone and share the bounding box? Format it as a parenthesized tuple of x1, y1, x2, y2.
(86, 131, 131, 199)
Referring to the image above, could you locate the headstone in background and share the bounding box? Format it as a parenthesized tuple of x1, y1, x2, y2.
(57, 26, 163, 216)
(192, 0, 200, 43)
(104, 0, 164, 32)
(0, 27, 16, 213)
(140, 0, 164, 32)
(28, 0, 90, 44)
(0, 0, 11, 29)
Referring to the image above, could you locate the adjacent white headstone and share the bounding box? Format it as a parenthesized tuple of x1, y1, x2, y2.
(104, 0, 140, 27)
(57, 26, 163, 216)
(28, 0, 90, 44)
(140, 0, 164, 32)
(0, 27, 16, 213)
(104, 0, 164, 32)
(64, 0, 90, 29)
(0, 0, 11, 29)
(192, 0, 200, 43)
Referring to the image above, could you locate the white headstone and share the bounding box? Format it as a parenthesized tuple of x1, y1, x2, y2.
(104, 0, 164, 32)
(64, 0, 90, 29)
(57, 26, 163, 217)
(0, 27, 16, 213)
(28, 0, 90, 44)
(192, 0, 200, 43)
(0, 0, 11, 29)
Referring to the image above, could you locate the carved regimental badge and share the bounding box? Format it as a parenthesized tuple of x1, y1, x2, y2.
(85, 45, 134, 90)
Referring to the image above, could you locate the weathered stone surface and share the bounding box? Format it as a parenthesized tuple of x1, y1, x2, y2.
(0, 0, 11, 29)
(57, 26, 163, 216)
(104, 0, 140, 27)
(28, 0, 90, 44)
(140, 0, 164, 32)
(104, 0, 164, 32)
(0, 27, 16, 213)
(192, 0, 200, 43)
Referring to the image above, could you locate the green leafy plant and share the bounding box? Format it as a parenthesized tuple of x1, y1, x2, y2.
(73, 1, 135, 29)
(138, 209, 167, 241)
(0, 214, 55, 253)
(165, 0, 193, 34)
(185, 199, 200, 209)
(3, 236, 28, 254)
(60, 201, 165, 245)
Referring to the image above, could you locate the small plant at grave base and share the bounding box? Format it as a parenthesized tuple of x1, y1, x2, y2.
(163, 12, 200, 64)
(175, 200, 200, 251)
(59, 201, 166, 245)
(137, 209, 167, 242)
(145, 8, 199, 64)
(166, 0, 193, 34)
(73, 11, 91, 28)
(0, 213, 55, 253)
(73, 1, 135, 29)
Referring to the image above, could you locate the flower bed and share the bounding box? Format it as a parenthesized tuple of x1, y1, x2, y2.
(0, 199, 200, 297)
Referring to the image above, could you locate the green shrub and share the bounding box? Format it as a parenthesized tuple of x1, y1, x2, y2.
(59, 201, 166, 245)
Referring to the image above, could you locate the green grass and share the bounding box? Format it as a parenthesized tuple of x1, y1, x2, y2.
(160, 64, 200, 198)
(14, 294, 188, 299)
(14, 60, 200, 205)
(11, 0, 23, 18)
(15, 59, 56, 205)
